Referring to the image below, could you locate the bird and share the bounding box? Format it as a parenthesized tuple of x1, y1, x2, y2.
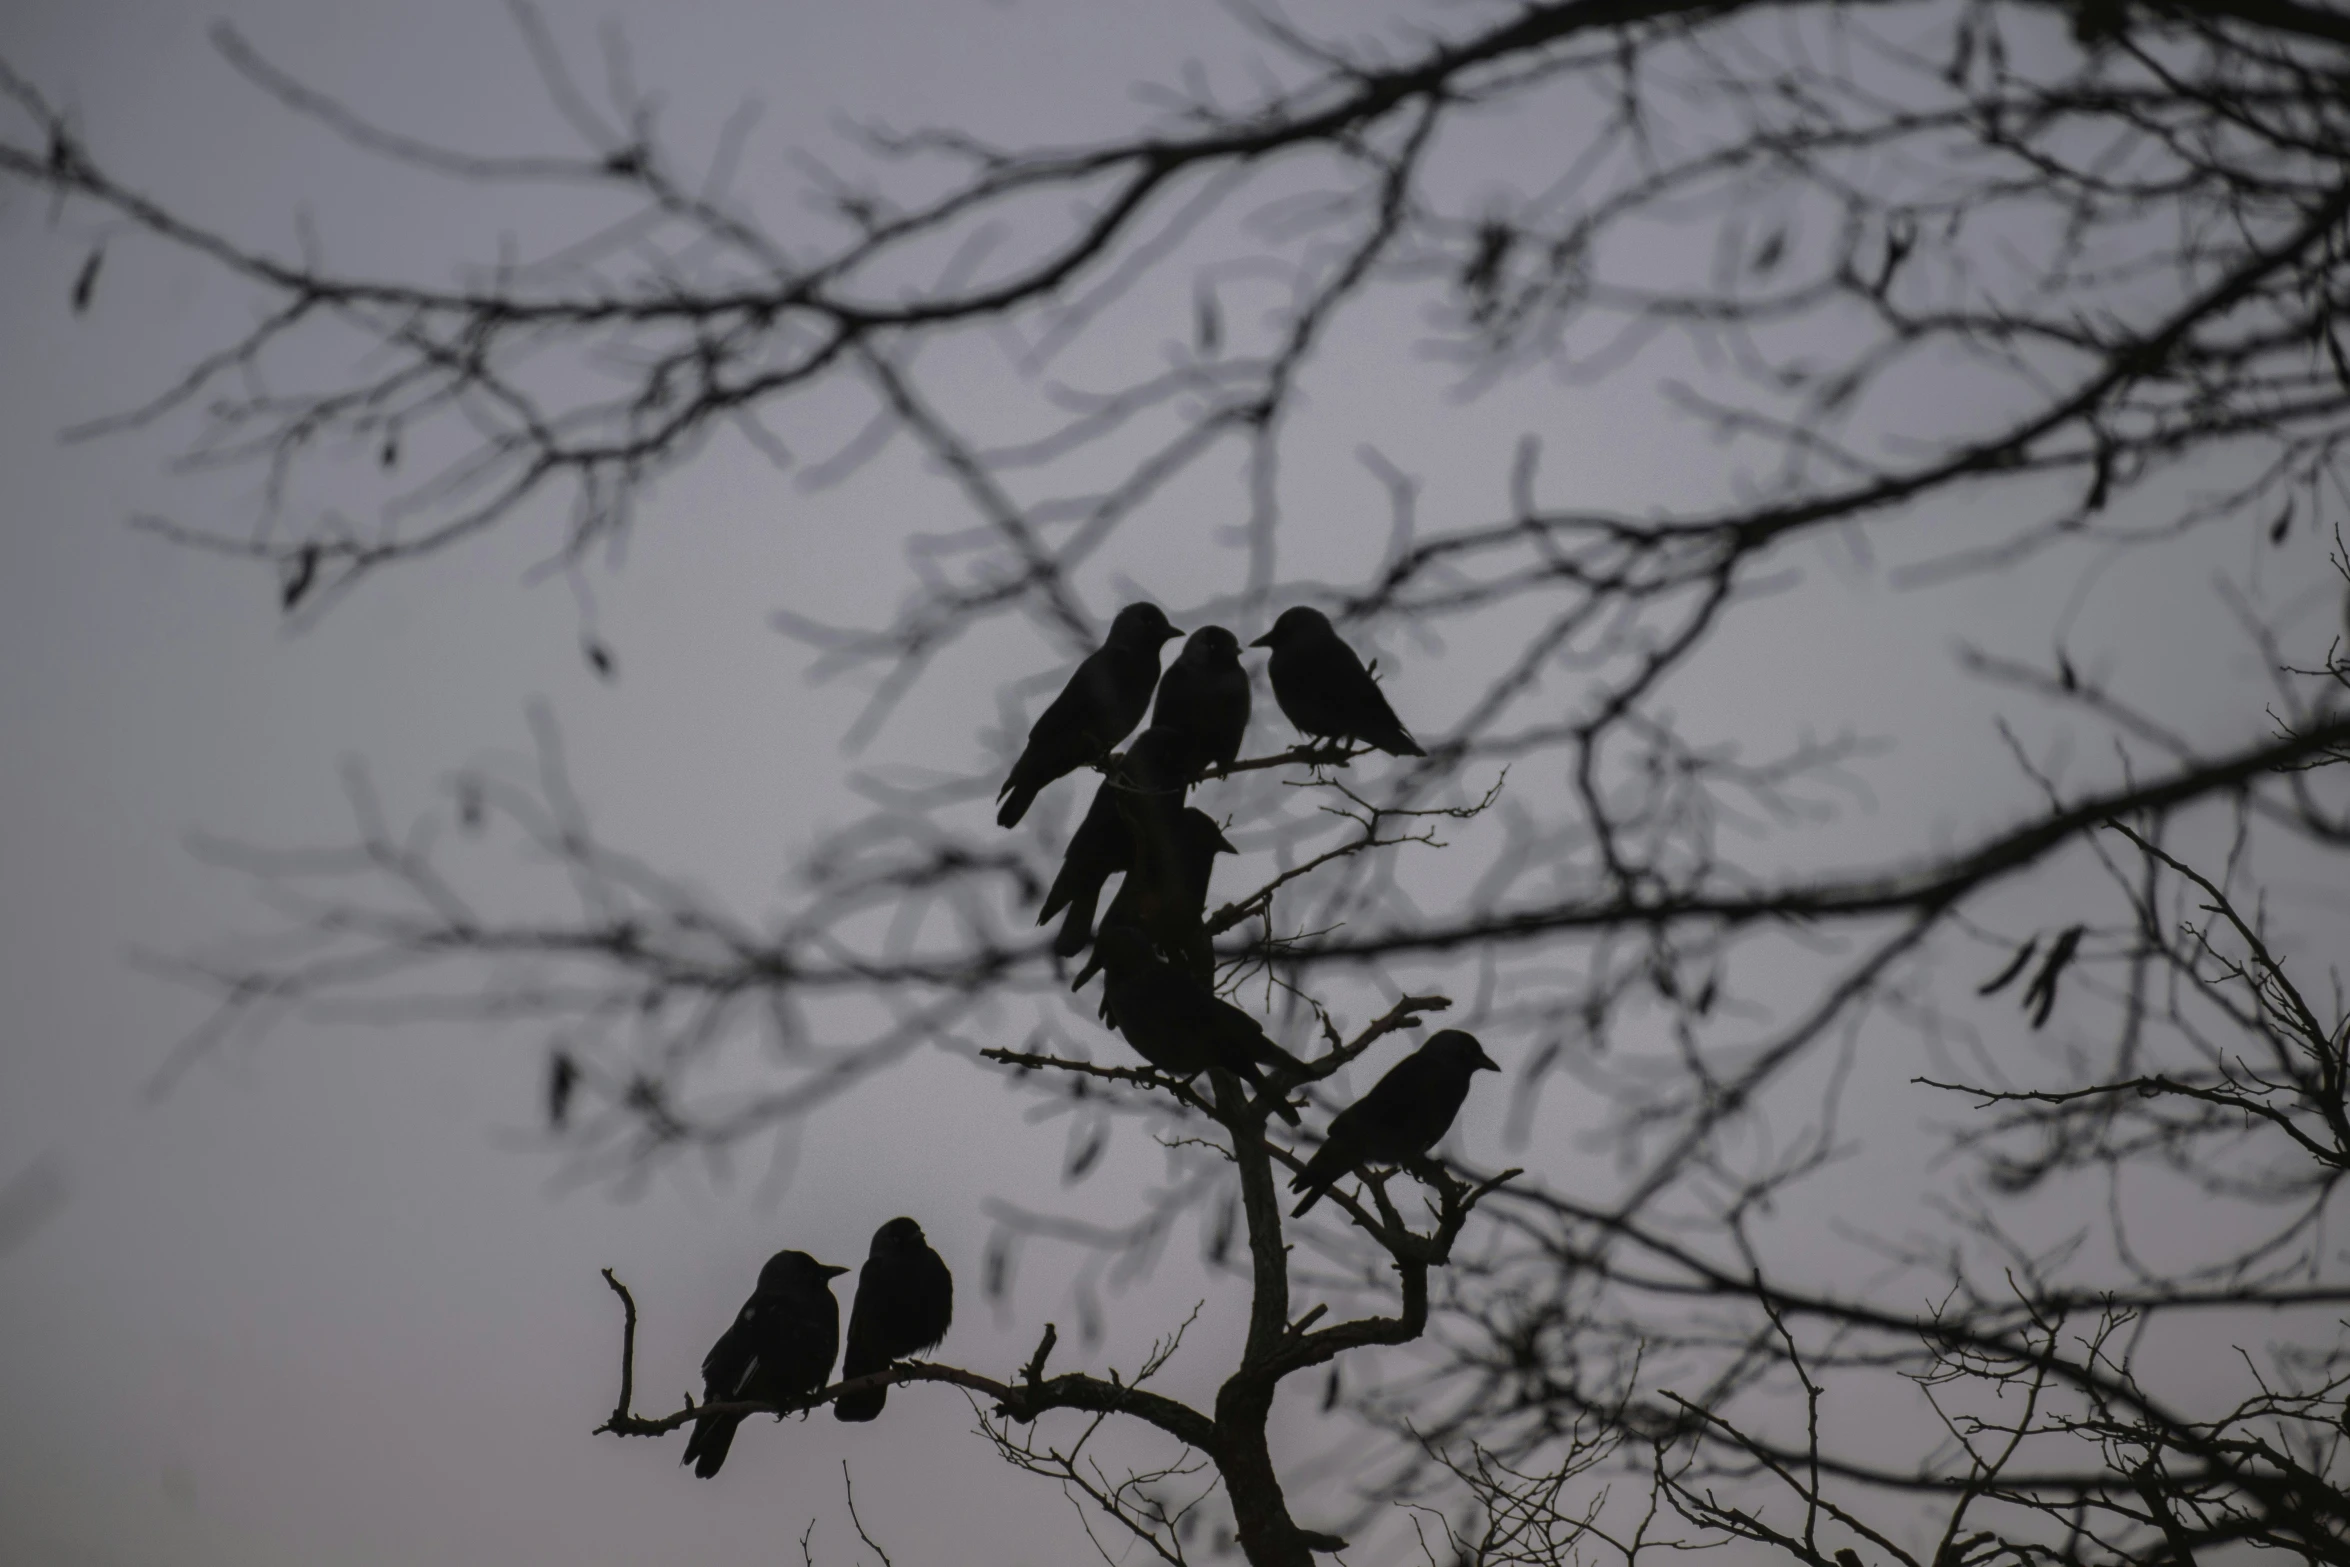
(997, 603, 1182, 828)
(1037, 725, 1194, 959)
(1094, 926, 1304, 1123)
(1250, 606, 1425, 757)
(681, 1249, 848, 1478)
(1288, 1029, 1499, 1216)
(1150, 625, 1251, 777)
(1072, 807, 1234, 990)
(1107, 723, 1197, 917)
(1038, 772, 1130, 958)
(833, 1217, 954, 1423)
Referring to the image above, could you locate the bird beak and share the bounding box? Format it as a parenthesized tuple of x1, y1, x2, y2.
(1212, 829, 1238, 855)
(1475, 1049, 1500, 1073)
(1248, 631, 1275, 649)
(821, 1264, 851, 1278)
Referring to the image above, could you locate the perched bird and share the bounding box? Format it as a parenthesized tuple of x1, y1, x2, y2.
(1250, 606, 1425, 757)
(1150, 625, 1252, 777)
(1037, 726, 1194, 959)
(1108, 723, 1197, 909)
(833, 1217, 954, 1423)
(1095, 926, 1304, 1123)
(1072, 808, 1235, 990)
(1288, 1029, 1499, 1216)
(681, 1250, 848, 1478)
(1038, 772, 1130, 958)
(997, 603, 1181, 828)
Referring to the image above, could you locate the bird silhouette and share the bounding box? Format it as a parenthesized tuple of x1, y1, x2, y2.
(1289, 1030, 1498, 1216)
(682, 1249, 847, 1477)
(1106, 724, 1197, 924)
(1073, 808, 1234, 990)
(1150, 625, 1251, 777)
(1038, 725, 1194, 959)
(1250, 606, 1424, 757)
(997, 603, 1181, 827)
(833, 1217, 953, 1423)
(1039, 772, 1130, 958)
(1094, 926, 1303, 1123)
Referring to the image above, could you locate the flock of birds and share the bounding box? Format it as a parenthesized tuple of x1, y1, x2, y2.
(680, 605, 1498, 1477)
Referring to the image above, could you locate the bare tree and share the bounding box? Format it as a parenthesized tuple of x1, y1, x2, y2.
(1417, 649, 2350, 1565)
(592, 974, 1515, 1565)
(8, 0, 2350, 1561)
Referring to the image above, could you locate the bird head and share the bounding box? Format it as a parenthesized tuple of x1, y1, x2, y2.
(1426, 1029, 1500, 1073)
(1248, 605, 1332, 650)
(1109, 602, 1181, 648)
(872, 1216, 926, 1255)
(1179, 625, 1243, 666)
(1179, 808, 1238, 859)
(760, 1250, 852, 1292)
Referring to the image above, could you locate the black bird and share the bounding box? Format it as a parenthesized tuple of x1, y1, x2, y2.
(1037, 726, 1194, 959)
(681, 1249, 848, 1478)
(833, 1217, 954, 1423)
(1038, 772, 1130, 958)
(1250, 606, 1425, 757)
(1094, 926, 1304, 1123)
(1073, 808, 1235, 990)
(1108, 723, 1197, 911)
(1150, 625, 1252, 777)
(1288, 1029, 1499, 1216)
(997, 603, 1182, 828)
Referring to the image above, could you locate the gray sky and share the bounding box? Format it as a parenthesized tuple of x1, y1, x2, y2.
(3, 3, 2344, 1565)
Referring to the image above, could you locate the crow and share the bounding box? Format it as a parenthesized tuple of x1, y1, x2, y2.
(1150, 625, 1251, 777)
(1072, 808, 1234, 990)
(1108, 724, 1197, 918)
(997, 603, 1181, 827)
(1094, 926, 1303, 1123)
(1038, 772, 1130, 958)
(681, 1249, 848, 1478)
(1037, 725, 1193, 958)
(833, 1217, 954, 1423)
(1250, 606, 1424, 757)
(1289, 1030, 1498, 1216)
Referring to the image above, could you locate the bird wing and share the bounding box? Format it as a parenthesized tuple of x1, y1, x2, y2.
(919, 1249, 954, 1347)
(1040, 782, 1130, 923)
(1341, 1051, 1464, 1163)
(1204, 992, 1281, 1055)
(840, 1263, 889, 1378)
(772, 1286, 842, 1397)
(1292, 1095, 1368, 1184)
(700, 1298, 765, 1398)
(1000, 650, 1129, 816)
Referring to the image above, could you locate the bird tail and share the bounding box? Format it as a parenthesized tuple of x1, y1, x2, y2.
(1372, 725, 1426, 758)
(681, 1410, 743, 1478)
(1053, 882, 1104, 960)
(834, 1340, 891, 1422)
(1219, 1059, 1302, 1126)
(997, 780, 1040, 829)
(1288, 1143, 1346, 1214)
(832, 1382, 886, 1423)
(1249, 1040, 1309, 1123)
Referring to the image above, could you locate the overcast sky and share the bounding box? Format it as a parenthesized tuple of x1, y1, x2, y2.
(4, 4, 2344, 1565)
